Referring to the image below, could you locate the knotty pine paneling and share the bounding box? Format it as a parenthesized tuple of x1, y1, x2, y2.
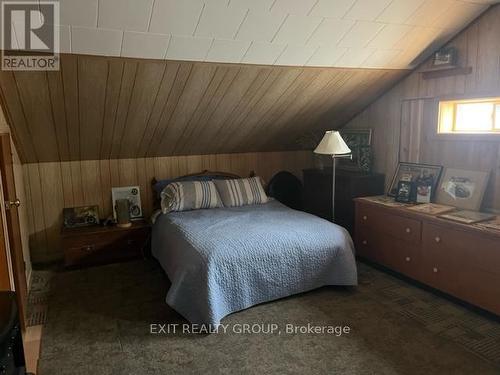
(345, 5, 500, 212)
(23, 151, 314, 263)
(0, 55, 407, 163)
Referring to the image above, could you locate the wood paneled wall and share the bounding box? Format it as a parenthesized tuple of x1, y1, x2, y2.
(0, 55, 406, 163)
(23, 151, 314, 263)
(345, 5, 500, 213)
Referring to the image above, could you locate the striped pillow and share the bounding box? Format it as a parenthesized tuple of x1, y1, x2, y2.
(160, 181, 223, 213)
(214, 177, 268, 207)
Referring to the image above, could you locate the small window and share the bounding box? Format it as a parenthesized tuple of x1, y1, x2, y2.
(438, 98, 500, 134)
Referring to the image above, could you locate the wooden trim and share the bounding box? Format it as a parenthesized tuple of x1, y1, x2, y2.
(421, 66, 472, 80)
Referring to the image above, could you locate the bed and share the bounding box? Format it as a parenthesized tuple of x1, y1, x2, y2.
(151, 171, 358, 325)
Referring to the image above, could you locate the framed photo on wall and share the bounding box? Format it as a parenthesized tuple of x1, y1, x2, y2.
(338, 129, 372, 173)
(435, 168, 489, 211)
(388, 162, 443, 200)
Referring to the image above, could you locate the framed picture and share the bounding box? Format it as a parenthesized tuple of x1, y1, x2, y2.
(435, 168, 489, 211)
(63, 205, 100, 228)
(388, 162, 443, 199)
(338, 129, 372, 173)
(395, 181, 413, 203)
(431, 47, 457, 67)
(111, 186, 143, 220)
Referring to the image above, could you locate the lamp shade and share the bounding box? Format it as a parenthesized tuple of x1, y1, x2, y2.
(313, 131, 351, 155)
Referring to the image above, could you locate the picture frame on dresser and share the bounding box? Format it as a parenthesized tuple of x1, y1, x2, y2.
(388, 162, 443, 200)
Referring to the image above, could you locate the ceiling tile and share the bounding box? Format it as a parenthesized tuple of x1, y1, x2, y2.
(59, 0, 98, 27)
(405, 0, 454, 26)
(273, 15, 323, 45)
(195, 2, 248, 39)
(306, 46, 347, 66)
(338, 21, 385, 48)
(275, 44, 318, 66)
(308, 0, 356, 18)
(230, 0, 275, 11)
(335, 47, 376, 67)
(343, 0, 392, 21)
(166, 35, 213, 61)
(98, 0, 153, 31)
(363, 49, 401, 68)
(307, 18, 355, 46)
(368, 24, 413, 48)
(271, 0, 318, 16)
(235, 10, 287, 42)
(241, 42, 287, 64)
(71, 27, 123, 56)
(149, 0, 204, 36)
(121, 32, 170, 59)
(206, 39, 251, 63)
(376, 0, 425, 24)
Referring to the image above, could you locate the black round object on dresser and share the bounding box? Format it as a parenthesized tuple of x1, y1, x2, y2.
(267, 171, 303, 210)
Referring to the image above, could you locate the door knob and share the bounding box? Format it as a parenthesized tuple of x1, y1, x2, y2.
(5, 199, 21, 209)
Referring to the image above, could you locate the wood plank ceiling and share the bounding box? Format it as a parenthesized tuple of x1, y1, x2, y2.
(0, 54, 407, 163)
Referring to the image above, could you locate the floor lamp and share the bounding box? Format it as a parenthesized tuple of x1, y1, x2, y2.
(314, 131, 352, 222)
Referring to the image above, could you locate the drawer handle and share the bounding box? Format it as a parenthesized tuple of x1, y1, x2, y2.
(362, 215, 368, 221)
(435, 236, 441, 243)
(83, 245, 95, 252)
(362, 240, 368, 245)
(405, 227, 411, 233)
(433, 267, 438, 273)
(405, 256, 411, 262)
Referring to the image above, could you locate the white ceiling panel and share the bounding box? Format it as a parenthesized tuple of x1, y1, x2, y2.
(338, 21, 385, 48)
(230, 0, 274, 11)
(343, 0, 392, 21)
(149, 0, 204, 36)
(241, 42, 287, 64)
(376, 0, 426, 24)
(235, 10, 287, 42)
(71, 27, 123, 56)
(368, 24, 413, 49)
(363, 49, 401, 68)
(307, 18, 355, 47)
(121, 32, 170, 59)
(206, 39, 251, 62)
(335, 48, 376, 68)
(271, 0, 318, 16)
(166, 35, 213, 61)
(98, 0, 153, 31)
(276, 44, 318, 66)
(195, 2, 248, 39)
(272, 15, 323, 45)
(59, 0, 98, 28)
(308, 0, 356, 18)
(306, 46, 347, 67)
(35, 0, 495, 69)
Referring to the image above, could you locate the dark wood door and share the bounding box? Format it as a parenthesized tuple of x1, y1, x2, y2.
(0, 134, 27, 330)
(0, 211, 11, 290)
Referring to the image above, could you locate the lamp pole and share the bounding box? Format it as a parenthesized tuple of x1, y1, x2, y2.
(331, 155, 336, 222)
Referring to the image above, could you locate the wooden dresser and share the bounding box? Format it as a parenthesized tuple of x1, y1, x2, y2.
(354, 198, 500, 316)
(62, 221, 151, 268)
(303, 169, 385, 232)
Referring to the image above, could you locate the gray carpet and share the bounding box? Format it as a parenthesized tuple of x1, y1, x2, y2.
(38, 260, 500, 375)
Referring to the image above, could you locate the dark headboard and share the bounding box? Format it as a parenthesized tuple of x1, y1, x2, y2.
(151, 170, 254, 209)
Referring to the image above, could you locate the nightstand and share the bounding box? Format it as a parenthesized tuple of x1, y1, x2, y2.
(303, 169, 385, 233)
(61, 221, 151, 268)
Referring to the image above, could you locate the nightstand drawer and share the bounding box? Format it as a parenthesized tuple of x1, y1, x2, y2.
(62, 224, 150, 268)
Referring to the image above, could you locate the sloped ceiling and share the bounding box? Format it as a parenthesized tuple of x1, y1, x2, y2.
(1, 2, 498, 163)
(0, 54, 405, 163)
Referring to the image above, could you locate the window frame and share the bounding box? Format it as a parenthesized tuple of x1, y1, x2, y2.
(438, 97, 500, 135)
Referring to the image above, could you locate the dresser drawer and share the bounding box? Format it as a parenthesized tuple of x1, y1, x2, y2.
(63, 227, 149, 267)
(423, 223, 500, 276)
(357, 204, 422, 244)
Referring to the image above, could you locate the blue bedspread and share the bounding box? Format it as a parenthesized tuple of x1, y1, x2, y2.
(152, 200, 357, 325)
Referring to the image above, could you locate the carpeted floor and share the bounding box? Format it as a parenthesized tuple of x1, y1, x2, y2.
(38, 260, 500, 375)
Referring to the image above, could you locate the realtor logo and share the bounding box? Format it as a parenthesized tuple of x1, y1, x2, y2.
(1, 0, 59, 70)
